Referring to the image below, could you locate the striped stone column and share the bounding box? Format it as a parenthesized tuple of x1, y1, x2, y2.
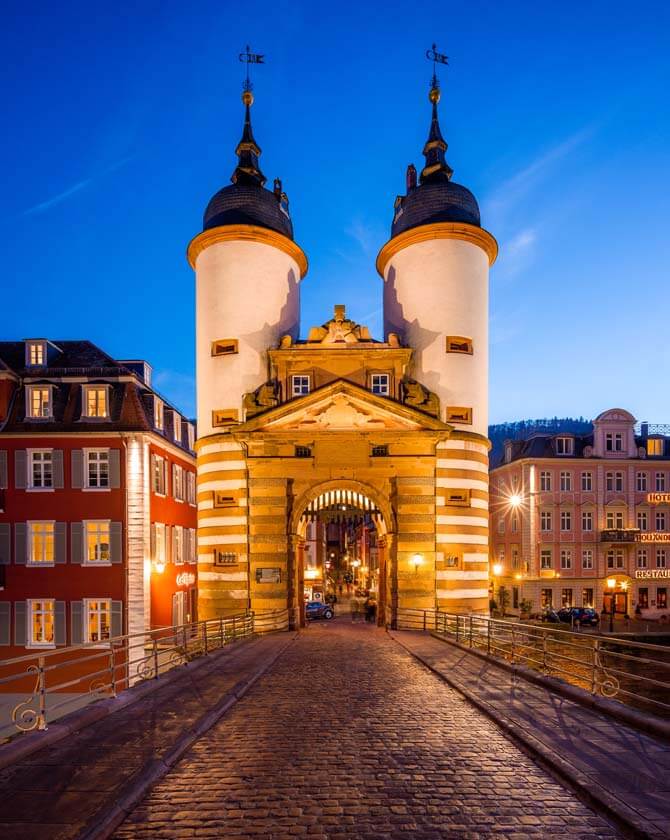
(435, 433, 490, 613)
(196, 437, 249, 618)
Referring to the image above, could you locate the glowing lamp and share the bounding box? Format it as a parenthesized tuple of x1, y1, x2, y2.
(411, 553, 424, 572)
(607, 578, 616, 589)
(153, 559, 166, 575)
(509, 494, 522, 508)
(492, 562, 503, 577)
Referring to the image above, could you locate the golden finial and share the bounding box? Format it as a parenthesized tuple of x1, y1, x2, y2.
(242, 90, 254, 106)
(429, 86, 441, 104)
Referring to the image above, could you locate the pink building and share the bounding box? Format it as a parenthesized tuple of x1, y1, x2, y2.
(490, 409, 670, 619)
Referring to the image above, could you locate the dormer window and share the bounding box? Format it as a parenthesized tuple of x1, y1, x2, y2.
(25, 341, 46, 367)
(606, 432, 623, 452)
(291, 375, 310, 397)
(648, 438, 664, 456)
(370, 374, 390, 396)
(82, 386, 109, 419)
(504, 443, 512, 463)
(555, 436, 574, 456)
(26, 386, 52, 419)
(170, 410, 182, 443)
(187, 423, 195, 450)
(154, 397, 164, 431)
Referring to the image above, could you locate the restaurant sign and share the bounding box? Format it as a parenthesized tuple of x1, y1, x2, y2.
(176, 572, 196, 587)
(634, 568, 670, 579)
(635, 532, 670, 543)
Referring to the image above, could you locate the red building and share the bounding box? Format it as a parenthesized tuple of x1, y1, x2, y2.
(0, 339, 197, 660)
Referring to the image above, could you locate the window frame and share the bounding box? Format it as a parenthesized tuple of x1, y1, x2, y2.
(27, 598, 56, 648)
(83, 597, 112, 645)
(581, 471, 593, 492)
(84, 448, 110, 490)
(555, 436, 574, 455)
(637, 472, 648, 492)
(582, 549, 594, 570)
(25, 341, 46, 367)
(82, 384, 110, 419)
(540, 471, 551, 492)
(559, 471, 572, 492)
(581, 510, 593, 532)
(369, 373, 390, 396)
(26, 385, 53, 420)
(291, 375, 311, 397)
(560, 510, 572, 532)
(560, 549, 572, 570)
(540, 510, 552, 532)
(540, 549, 552, 570)
(27, 521, 55, 567)
(154, 397, 164, 431)
(83, 520, 112, 566)
(27, 448, 53, 490)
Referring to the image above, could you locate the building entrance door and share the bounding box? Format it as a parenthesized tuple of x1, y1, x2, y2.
(603, 591, 628, 615)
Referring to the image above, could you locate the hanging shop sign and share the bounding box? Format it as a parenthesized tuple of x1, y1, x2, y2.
(176, 572, 196, 587)
(635, 532, 670, 543)
(635, 568, 670, 579)
(646, 493, 670, 505)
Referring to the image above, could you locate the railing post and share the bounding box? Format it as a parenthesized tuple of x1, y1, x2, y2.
(153, 638, 159, 679)
(37, 656, 47, 731)
(591, 638, 599, 694)
(233, 615, 237, 640)
(203, 620, 209, 656)
(109, 645, 117, 697)
(423, 611, 427, 632)
(455, 615, 460, 644)
(542, 631, 548, 674)
(219, 616, 224, 647)
(469, 615, 473, 648)
(487, 617, 491, 655)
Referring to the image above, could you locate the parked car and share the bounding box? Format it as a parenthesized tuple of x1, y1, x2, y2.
(557, 607, 600, 627)
(305, 601, 334, 621)
(541, 608, 562, 623)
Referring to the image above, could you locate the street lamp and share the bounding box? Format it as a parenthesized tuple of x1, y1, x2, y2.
(509, 493, 522, 508)
(411, 553, 423, 573)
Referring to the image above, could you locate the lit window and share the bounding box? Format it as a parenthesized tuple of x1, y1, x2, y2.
(173, 526, 184, 566)
(189, 528, 196, 564)
(153, 523, 167, 566)
(187, 423, 195, 450)
(560, 549, 572, 569)
(637, 549, 648, 568)
(171, 412, 182, 443)
(656, 473, 666, 492)
(606, 548, 625, 569)
(582, 511, 593, 531)
(540, 471, 551, 491)
(541, 588, 552, 607)
(540, 549, 552, 569)
(560, 511, 572, 531)
(582, 550, 593, 569)
(85, 599, 111, 643)
(638, 587, 649, 608)
(26, 341, 46, 366)
(657, 549, 667, 569)
(29, 522, 54, 565)
(658, 588, 668, 609)
(186, 471, 196, 505)
(291, 376, 310, 397)
(561, 588, 573, 608)
(560, 471, 572, 491)
(83, 386, 108, 418)
(370, 374, 390, 396)
(581, 472, 592, 491)
(27, 386, 52, 419)
(637, 511, 648, 530)
(154, 398, 164, 431)
(555, 437, 573, 455)
(85, 521, 110, 564)
(86, 450, 109, 488)
(637, 472, 648, 492)
(29, 450, 53, 489)
(606, 511, 625, 529)
(540, 511, 552, 531)
(582, 588, 594, 607)
(29, 599, 54, 646)
(173, 464, 184, 501)
(647, 438, 664, 456)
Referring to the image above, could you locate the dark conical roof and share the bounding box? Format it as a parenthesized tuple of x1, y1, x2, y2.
(202, 92, 293, 240)
(391, 84, 480, 238)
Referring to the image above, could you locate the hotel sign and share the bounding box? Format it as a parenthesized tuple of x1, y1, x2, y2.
(635, 569, 670, 579)
(635, 532, 670, 543)
(646, 493, 670, 504)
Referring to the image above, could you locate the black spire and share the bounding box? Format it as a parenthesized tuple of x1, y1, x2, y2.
(231, 90, 267, 187)
(420, 77, 453, 184)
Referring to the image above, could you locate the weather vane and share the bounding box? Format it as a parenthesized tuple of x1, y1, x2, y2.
(426, 43, 448, 89)
(239, 44, 265, 93)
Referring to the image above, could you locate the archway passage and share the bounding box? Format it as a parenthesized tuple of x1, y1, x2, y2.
(293, 487, 392, 629)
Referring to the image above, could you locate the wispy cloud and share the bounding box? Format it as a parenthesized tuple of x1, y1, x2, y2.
(22, 155, 135, 217)
(497, 227, 538, 280)
(344, 217, 385, 257)
(153, 369, 195, 417)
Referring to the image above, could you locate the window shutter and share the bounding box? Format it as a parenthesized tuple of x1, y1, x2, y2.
(0, 524, 10, 565)
(0, 602, 10, 645)
(111, 600, 123, 638)
(71, 450, 84, 489)
(54, 601, 66, 645)
(109, 449, 121, 488)
(14, 601, 27, 646)
(54, 522, 66, 564)
(150, 454, 156, 492)
(189, 528, 197, 565)
(52, 450, 64, 489)
(110, 522, 122, 564)
(15, 450, 27, 490)
(164, 459, 169, 495)
(15, 523, 27, 564)
(71, 523, 83, 564)
(172, 464, 177, 499)
(0, 450, 7, 489)
(183, 528, 190, 566)
(71, 601, 84, 645)
(150, 523, 156, 559)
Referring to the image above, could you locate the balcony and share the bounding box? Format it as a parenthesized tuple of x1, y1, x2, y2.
(600, 528, 640, 543)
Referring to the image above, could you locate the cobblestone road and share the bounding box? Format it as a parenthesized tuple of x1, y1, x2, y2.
(115, 620, 620, 839)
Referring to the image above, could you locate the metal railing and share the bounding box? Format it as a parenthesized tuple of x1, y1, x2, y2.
(0, 608, 289, 735)
(395, 608, 670, 718)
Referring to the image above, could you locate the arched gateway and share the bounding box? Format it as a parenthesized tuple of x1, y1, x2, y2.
(190, 73, 496, 627)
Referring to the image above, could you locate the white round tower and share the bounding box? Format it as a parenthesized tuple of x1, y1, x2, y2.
(376, 83, 496, 437)
(188, 90, 307, 436)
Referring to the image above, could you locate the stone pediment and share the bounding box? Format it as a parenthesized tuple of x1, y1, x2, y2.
(237, 380, 450, 433)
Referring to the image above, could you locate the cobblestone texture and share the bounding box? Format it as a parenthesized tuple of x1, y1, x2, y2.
(115, 620, 620, 839)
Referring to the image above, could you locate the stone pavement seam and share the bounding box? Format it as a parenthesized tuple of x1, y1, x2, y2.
(389, 631, 659, 840)
(77, 632, 298, 840)
(428, 629, 670, 744)
(0, 633, 260, 773)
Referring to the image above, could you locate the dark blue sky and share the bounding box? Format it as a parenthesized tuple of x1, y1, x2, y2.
(2, 1, 669, 423)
